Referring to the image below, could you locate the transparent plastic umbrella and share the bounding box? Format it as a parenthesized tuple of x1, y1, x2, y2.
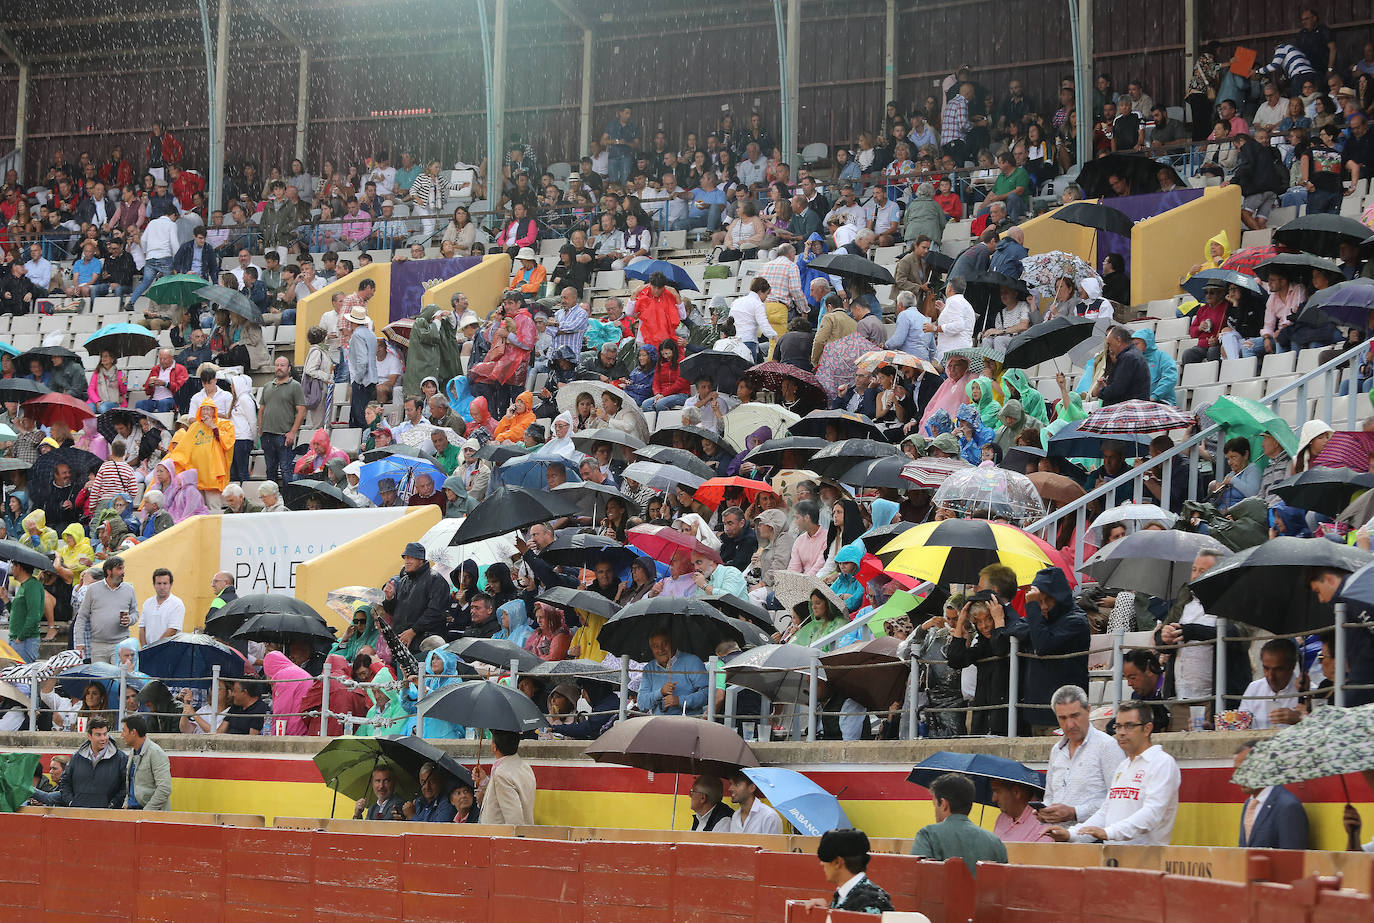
(931, 466, 1045, 525)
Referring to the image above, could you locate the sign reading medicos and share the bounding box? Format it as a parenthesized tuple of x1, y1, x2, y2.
(218, 508, 409, 594)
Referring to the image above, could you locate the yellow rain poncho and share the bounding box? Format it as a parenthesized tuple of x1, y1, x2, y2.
(167, 399, 236, 491)
(56, 523, 95, 576)
(20, 510, 58, 554)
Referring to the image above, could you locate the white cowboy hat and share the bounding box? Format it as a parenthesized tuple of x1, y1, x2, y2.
(457, 309, 481, 328)
(515, 246, 537, 261)
(346, 304, 370, 325)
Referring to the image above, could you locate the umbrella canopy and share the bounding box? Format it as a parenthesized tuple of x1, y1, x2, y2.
(723, 643, 824, 705)
(357, 456, 447, 505)
(598, 597, 746, 661)
(363, 443, 435, 464)
(96, 407, 166, 444)
(633, 444, 717, 479)
(0, 341, 18, 358)
(450, 485, 582, 545)
(647, 423, 735, 452)
(1189, 536, 1370, 634)
(552, 480, 639, 519)
(397, 422, 461, 451)
(1075, 154, 1183, 197)
(22, 392, 94, 430)
(1090, 502, 1178, 535)
(137, 632, 248, 688)
(1082, 531, 1231, 599)
(570, 427, 645, 463)
(836, 455, 911, 489)
(820, 636, 909, 711)
(743, 362, 829, 411)
(724, 403, 801, 449)
(526, 659, 624, 684)
(1180, 268, 1266, 303)
(907, 751, 1045, 805)
(0, 377, 50, 403)
(623, 258, 699, 291)
(1079, 400, 1195, 436)
(878, 519, 1054, 586)
(1203, 394, 1298, 457)
(82, 323, 159, 360)
(20, 345, 81, 364)
(1272, 213, 1373, 257)
(314, 737, 421, 803)
(1253, 252, 1343, 280)
(860, 521, 918, 556)
(808, 438, 902, 478)
(1047, 420, 1151, 459)
(0, 538, 57, 573)
(965, 269, 1029, 299)
(54, 662, 147, 701)
(1230, 703, 1374, 789)
(196, 283, 263, 323)
(445, 637, 541, 672)
(1300, 277, 1374, 327)
(146, 273, 212, 307)
(282, 478, 357, 511)
(622, 460, 706, 493)
(741, 767, 851, 836)
(205, 593, 325, 640)
(1000, 316, 1098, 369)
(700, 593, 776, 633)
(587, 714, 758, 777)
(680, 350, 752, 395)
(1019, 250, 1099, 299)
(28, 446, 102, 504)
(382, 317, 414, 346)
(855, 350, 941, 376)
(695, 476, 775, 508)
(1272, 468, 1374, 518)
(0, 649, 82, 684)
(379, 735, 475, 791)
(1027, 471, 1085, 506)
(494, 451, 582, 491)
(232, 611, 336, 645)
(772, 571, 849, 624)
(539, 530, 638, 570)
(807, 251, 895, 284)
(931, 466, 1046, 525)
(1220, 245, 1282, 276)
(899, 457, 972, 490)
(536, 585, 617, 621)
(788, 409, 884, 441)
(1053, 201, 1134, 236)
(418, 680, 548, 733)
(472, 442, 527, 465)
(942, 345, 1004, 373)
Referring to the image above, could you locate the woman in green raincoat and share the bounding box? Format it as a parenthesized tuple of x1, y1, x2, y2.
(352, 651, 408, 738)
(330, 602, 380, 662)
(403, 304, 445, 397)
(965, 376, 1002, 429)
(1000, 367, 1048, 425)
(435, 308, 463, 385)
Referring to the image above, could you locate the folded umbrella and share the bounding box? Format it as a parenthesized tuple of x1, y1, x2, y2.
(1272, 468, 1374, 517)
(1052, 201, 1134, 237)
(1079, 400, 1195, 436)
(1272, 213, 1374, 258)
(741, 767, 851, 836)
(623, 258, 699, 291)
(1230, 703, 1374, 789)
(633, 444, 717, 479)
(137, 632, 248, 688)
(723, 643, 823, 705)
(819, 636, 909, 711)
(1299, 277, 1374, 327)
(196, 283, 264, 324)
(418, 680, 548, 734)
(282, 478, 357, 511)
(598, 597, 745, 661)
(22, 392, 94, 430)
(806, 251, 895, 285)
(586, 714, 758, 777)
(907, 751, 1045, 805)
(445, 637, 541, 672)
(1082, 530, 1231, 599)
(450, 485, 582, 545)
(1000, 316, 1098, 369)
(82, 323, 159, 360)
(680, 350, 752, 395)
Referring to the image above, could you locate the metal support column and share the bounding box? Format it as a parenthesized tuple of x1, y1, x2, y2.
(197, 0, 218, 208)
(883, 0, 896, 111)
(785, 0, 801, 173)
(13, 65, 27, 184)
(295, 49, 310, 162)
(1068, 0, 1093, 169)
(490, 0, 508, 210)
(579, 29, 593, 158)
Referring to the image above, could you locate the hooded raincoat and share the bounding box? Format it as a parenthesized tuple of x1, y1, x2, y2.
(919, 356, 976, 429)
(1009, 566, 1091, 727)
(492, 599, 534, 648)
(993, 399, 1031, 453)
(263, 650, 312, 736)
(1042, 391, 1087, 448)
(21, 509, 58, 553)
(167, 400, 235, 491)
(401, 648, 468, 739)
(1131, 327, 1178, 405)
(492, 391, 536, 443)
(955, 404, 995, 465)
(294, 428, 349, 476)
(405, 304, 445, 397)
(57, 524, 95, 575)
(966, 376, 1002, 429)
(1000, 368, 1048, 424)
(830, 541, 867, 613)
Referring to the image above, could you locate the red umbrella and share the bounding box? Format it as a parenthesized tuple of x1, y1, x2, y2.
(626, 524, 721, 564)
(1016, 527, 1079, 587)
(22, 393, 94, 430)
(1221, 245, 1283, 277)
(693, 476, 776, 508)
(1312, 431, 1374, 471)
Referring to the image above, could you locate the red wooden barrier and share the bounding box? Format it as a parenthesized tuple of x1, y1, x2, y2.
(42, 817, 138, 919)
(1080, 866, 1165, 923)
(784, 904, 880, 923)
(912, 857, 976, 923)
(399, 833, 493, 922)
(223, 826, 314, 921)
(976, 862, 1083, 923)
(1161, 874, 1250, 923)
(135, 821, 226, 923)
(672, 841, 759, 922)
(756, 849, 833, 923)
(0, 811, 44, 916)
(310, 831, 403, 921)
(491, 837, 583, 922)
(1311, 887, 1374, 923)
(582, 839, 673, 923)
(866, 851, 924, 913)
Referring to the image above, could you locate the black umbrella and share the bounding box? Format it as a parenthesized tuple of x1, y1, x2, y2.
(1253, 252, 1344, 281)
(0, 539, 55, 573)
(378, 735, 475, 791)
(924, 250, 955, 275)
(445, 637, 541, 672)
(28, 447, 102, 507)
(1272, 214, 1374, 258)
(95, 407, 166, 443)
(742, 436, 831, 471)
(680, 350, 752, 395)
(450, 485, 581, 545)
(722, 643, 823, 704)
(1001, 316, 1098, 369)
(282, 478, 357, 511)
(571, 428, 645, 463)
(807, 438, 902, 478)
(633, 444, 717, 479)
(526, 659, 622, 683)
(836, 455, 910, 489)
(1082, 530, 1231, 599)
(965, 269, 1030, 299)
(700, 593, 776, 633)
(473, 442, 528, 465)
(1272, 469, 1374, 518)
(860, 521, 917, 555)
(196, 283, 264, 324)
(807, 252, 895, 285)
(1189, 536, 1371, 634)
(537, 585, 617, 620)
(538, 531, 638, 570)
(232, 611, 337, 644)
(551, 481, 640, 519)
(648, 424, 736, 453)
(18, 345, 81, 364)
(1299, 277, 1374, 327)
(362, 444, 435, 463)
(418, 680, 547, 734)
(1075, 153, 1183, 197)
(1052, 201, 1134, 237)
(788, 410, 885, 441)
(204, 593, 325, 640)
(598, 597, 747, 661)
(0, 378, 51, 403)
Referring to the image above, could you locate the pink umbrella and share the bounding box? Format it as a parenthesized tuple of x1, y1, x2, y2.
(626, 524, 721, 564)
(1312, 431, 1374, 471)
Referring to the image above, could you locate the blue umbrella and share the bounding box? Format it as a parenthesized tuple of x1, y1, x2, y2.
(492, 451, 583, 490)
(906, 751, 1045, 806)
(357, 456, 447, 504)
(1300, 277, 1374, 327)
(1180, 268, 1265, 303)
(54, 661, 148, 701)
(624, 259, 699, 292)
(740, 767, 851, 836)
(0, 342, 19, 358)
(137, 632, 248, 689)
(1047, 420, 1150, 459)
(83, 323, 159, 360)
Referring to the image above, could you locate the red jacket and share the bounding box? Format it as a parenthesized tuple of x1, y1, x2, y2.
(651, 359, 689, 397)
(171, 171, 206, 210)
(144, 362, 189, 397)
(1189, 301, 1227, 349)
(146, 131, 184, 167)
(99, 159, 134, 189)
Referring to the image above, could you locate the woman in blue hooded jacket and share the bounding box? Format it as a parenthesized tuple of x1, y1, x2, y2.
(1131, 327, 1179, 405)
(400, 648, 468, 739)
(624, 343, 657, 406)
(831, 541, 867, 613)
(491, 598, 534, 648)
(955, 404, 995, 465)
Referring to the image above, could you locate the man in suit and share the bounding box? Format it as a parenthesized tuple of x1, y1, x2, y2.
(121, 715, 172, 811)
(353, 765, 404, 821)
(911, 772, 1008, 875)
(689, 774, 734, 832)
(474, 729, 536, 825)
(1234, 740, 1309, 850)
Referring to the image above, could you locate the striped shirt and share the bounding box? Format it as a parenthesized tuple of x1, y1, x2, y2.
(89, 459, 139, 510)
(407, 172, 450, 211)
(758, 256, 805, 311)
(551, 302, 590, 355)
(941, 93, 970, 143)
(1257, 43, 1314, 80)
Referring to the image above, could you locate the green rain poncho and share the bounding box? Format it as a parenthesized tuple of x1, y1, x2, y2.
(328, 602, 380, 662)
(403, 304, 445, 397)
(1001, 368, 1048, 424)
(435, 310, 463, 385)
(965, 377, 1002, 429)
(1042, 390, 1088, 449)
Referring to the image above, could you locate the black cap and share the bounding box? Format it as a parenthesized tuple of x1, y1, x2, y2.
(403, 541, 427, 559)
(817, 828, 870, 862)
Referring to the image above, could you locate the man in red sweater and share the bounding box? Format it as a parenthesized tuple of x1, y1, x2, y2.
(137, 349, 188, 413)
(168, 165, 205, 212)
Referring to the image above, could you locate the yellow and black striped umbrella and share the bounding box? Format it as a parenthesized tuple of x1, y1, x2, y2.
(876, 519, 1053, 586)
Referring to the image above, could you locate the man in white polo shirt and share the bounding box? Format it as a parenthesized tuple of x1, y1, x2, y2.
(140, 568, 185, 646)
(1239, 638, 1303, 729)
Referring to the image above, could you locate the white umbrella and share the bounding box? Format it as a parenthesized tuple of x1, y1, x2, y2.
(622, 461, 706, 493)
(723, 404, 801, 450)
(1090, 502, 1178, 542)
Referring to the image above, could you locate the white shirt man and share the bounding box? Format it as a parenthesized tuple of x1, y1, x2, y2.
(1239, 640, 1303, 729)
(723, 773, 783, 835)
(932, 288, 976, 358)
(1043, 724, 1126, 825)
(143, 212, 181, 261)
(376, 342, 404, 385)
(728, 289, 778, 345)
(367, 162, 397, 197)
(139, 571, 185, 646)
(24, 250, 53, 291)
(737, 152, 769, 188)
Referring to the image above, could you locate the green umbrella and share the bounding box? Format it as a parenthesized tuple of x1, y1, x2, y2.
(1202, 394, 1298, 458)
(146, 273, 212, 308)
(0, 422, 15, 443)
(866, 590, 920, 636)
(1231, 703, 1374, 790)
(0, 751, 39, 812)
(312, 737, 421, 813)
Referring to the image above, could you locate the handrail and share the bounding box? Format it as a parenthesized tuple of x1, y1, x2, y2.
(1026, 336, 1374, 570)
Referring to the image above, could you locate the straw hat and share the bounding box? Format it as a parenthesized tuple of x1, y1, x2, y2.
(516, 246, 537, 261)
(346, 303, 370, 324)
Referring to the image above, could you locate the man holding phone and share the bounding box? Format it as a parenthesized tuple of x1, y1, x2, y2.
(73, 555, 139, 665)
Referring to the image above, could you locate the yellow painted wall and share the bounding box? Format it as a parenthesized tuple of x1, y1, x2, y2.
(292, 261, 392, 365)
(119, 515, 221, 632)
(421, 253, 513, 319)
(1020, 202, 1097, 263)
(293, 505, 442, 625)
(1131, 184, 1243, 305)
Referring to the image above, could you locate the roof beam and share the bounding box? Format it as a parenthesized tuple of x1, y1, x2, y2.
(548, 0, 590, 29)
(241, 0, 305, 49)
(0, 28, 25, 65)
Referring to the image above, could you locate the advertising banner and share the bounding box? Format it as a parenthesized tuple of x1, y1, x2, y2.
(218, 507, 408, 594)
